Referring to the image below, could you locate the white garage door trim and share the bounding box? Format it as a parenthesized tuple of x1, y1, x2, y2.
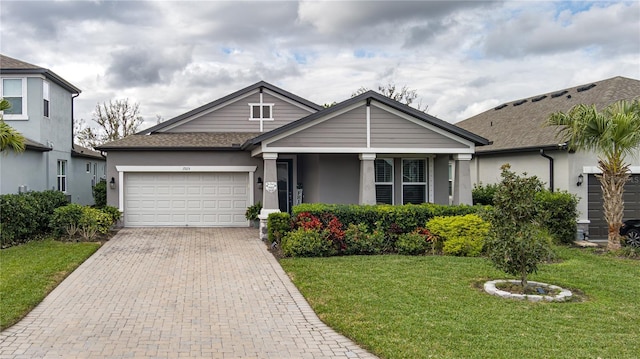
(115, 166, 257, 226)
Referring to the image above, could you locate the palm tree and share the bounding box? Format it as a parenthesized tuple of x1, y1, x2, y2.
(547, 99, 640, 250)
(0, 98, 26, 153)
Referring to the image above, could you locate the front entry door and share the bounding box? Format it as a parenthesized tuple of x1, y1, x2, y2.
(277, 160, 293, 213)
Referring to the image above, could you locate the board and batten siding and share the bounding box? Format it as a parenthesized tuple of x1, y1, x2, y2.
(269, 106, 367, 147)
(167, 92, 315, 133)
(370, 106, 467, 148)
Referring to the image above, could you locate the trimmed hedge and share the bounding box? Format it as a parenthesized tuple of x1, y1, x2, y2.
(0, 191, 69, 247)
(536, 190, 578, 244)
(292, 203, 487, 234)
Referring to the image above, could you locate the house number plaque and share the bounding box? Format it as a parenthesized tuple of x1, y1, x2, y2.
(265, 182, 277, 193)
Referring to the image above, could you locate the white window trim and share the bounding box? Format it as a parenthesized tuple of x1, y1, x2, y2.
(1, 77, 28, 120)
(374, 158, 394, 205)
(43, 80, 50, 118)
(401, 158, 427, 204)
(57, 160, 67, 193)
(248, 103, 275, 121)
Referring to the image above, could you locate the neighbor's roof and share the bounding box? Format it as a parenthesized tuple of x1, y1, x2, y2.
(24, 138, 52, 152)
(95, 132, 262, 151)
(244, 90, 490, 148)
(138, 81, 323, 135)
(456, 76, 640, 154)
(72, 144, 105, 159)
(0, 54, 81, 94)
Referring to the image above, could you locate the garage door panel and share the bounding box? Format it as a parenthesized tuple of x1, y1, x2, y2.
(589, 174, 640, 238)
(124, 172, 250, 227)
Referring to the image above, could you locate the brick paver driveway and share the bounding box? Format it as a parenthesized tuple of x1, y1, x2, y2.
(0, 228, 376, 359)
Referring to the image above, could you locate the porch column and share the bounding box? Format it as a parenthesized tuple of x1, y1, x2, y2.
(259, 152, 280, 241)
(452, 154, 473, 205)
(359, 153, 376, 205)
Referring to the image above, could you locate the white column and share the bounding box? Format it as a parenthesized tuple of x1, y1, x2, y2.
(259, 152, 280, 241)
(453, 154, 473, 205)
(359, 153, 377, 205)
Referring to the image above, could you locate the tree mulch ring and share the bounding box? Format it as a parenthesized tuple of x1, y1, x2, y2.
(484, 279, 574, 302)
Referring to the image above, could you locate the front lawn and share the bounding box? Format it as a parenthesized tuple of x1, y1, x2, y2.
(280, 247, 640, 359)
(0, 239, 101, 330)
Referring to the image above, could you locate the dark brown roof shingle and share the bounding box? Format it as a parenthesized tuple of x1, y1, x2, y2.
(96, 132, 262, 150)
(456, 76, 640, 153)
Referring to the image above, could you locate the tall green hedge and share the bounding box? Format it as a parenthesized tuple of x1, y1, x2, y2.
(1, 190, 69, 247)
(536, 190, 578, 244)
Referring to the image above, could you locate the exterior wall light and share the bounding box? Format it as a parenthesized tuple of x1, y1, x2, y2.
(257, 177, 263, 190)
(109, 177, 116, 189)
(577, 174, 584, 186)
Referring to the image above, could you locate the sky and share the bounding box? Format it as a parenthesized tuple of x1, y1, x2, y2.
(1, 0, 639, 132)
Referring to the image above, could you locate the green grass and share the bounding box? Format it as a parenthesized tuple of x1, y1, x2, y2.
(0, 239, 101, 330)
(280, 247, 640, 359)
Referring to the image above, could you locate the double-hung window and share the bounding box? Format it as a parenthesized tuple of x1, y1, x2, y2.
(402, 159, 427, 204)
(374, 158, 394, 204)
(43, 81, 50, 117)
(1, 78, 27, 118)
(57, 160, 67, 192)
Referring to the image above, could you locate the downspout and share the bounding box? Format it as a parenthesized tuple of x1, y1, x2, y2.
(539, 149, 554, 192)
(71, 93, 80, 150)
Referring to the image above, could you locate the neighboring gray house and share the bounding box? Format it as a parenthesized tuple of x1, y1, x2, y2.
(97, 81, 489, 228)
(0, 54, 105, 205)
(456, 76, 640, 240)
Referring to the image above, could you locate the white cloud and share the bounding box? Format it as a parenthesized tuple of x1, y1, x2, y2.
(0, 0, 637, 131)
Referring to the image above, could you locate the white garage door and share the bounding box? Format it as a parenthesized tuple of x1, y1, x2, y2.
(124, 172, 250, 227)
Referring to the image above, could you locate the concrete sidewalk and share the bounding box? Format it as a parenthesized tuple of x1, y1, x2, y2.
(0, 228, 376, 359)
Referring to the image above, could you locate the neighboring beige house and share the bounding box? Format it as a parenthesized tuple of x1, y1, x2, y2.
(97, 81, 489, 229)
(456, 76, 640, 240)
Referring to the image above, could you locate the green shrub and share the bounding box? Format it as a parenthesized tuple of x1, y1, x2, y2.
(343, 223, 384, 255)
(472, 182, 499, 205)
(427, 214, 489, 257)
(396, 231, 430, 255)
(50, 204, 85, 238)
(50, 204, 114, 241)
(292, 203, 485, 237)
(92, 180, 107, 208)
(245, 202, 262, 221)
(536, 190, 578, 244)
(101, 205, 121, 225)
(281, 228, 333, 257)
(267, 212, 291, 244)
(0, 190, 69, 247)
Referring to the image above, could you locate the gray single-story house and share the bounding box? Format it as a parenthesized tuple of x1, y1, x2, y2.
(456, 76, 640, 239)
(97, 81, 489, 228)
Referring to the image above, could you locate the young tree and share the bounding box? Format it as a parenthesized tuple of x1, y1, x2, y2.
(486, 164, 553, 288)
(0, 98, 25, 153)
(352, 83, 428, 112)
(547, 99, 640, 250)
(75, 99, 143, 149)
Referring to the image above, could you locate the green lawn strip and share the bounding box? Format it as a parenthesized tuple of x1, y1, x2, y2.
(280, 248, 640, 359)
(0, 239, 101, 330)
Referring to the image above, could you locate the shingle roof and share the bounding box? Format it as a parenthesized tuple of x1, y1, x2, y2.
(244, 90, 490, 148)
(456, 76, 640, 154)
(72, 144, 105, 159)
(96, 132, 262, 151)
(24, 138, 51, 152)
(0, 54, 81, 94)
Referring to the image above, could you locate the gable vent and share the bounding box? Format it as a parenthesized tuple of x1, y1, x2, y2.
(494, 104, 507, 110)
(531, 95, 547, 102)
(551, 90, 568, 98)
(513, 99, 527, 106)
(577, 83, 596, 92)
